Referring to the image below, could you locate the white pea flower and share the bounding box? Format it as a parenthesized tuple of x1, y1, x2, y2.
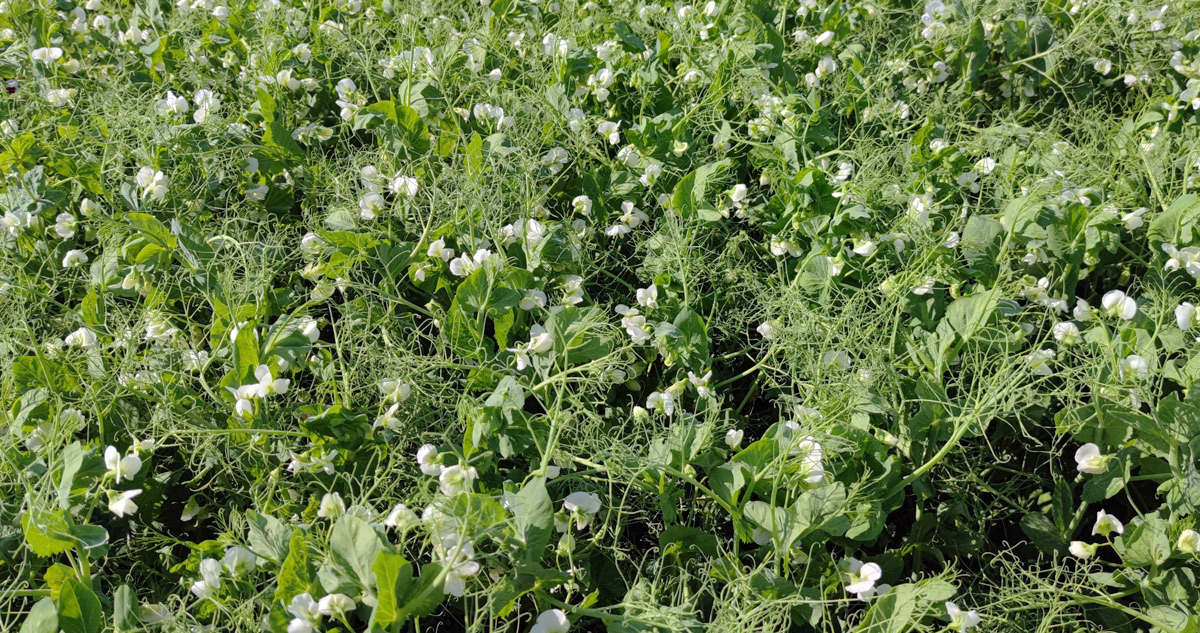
(31, 47, 63, 65)
(1069, 540, 1098, 559)
(136, 167, 169, 201)
(530, 609, 570, 633)
(439, 537, 481, 597)
(1074, 443, 1109, 474)
(725, 429, 744, 449)
(380, 378, 411, 402)
(317, 593, 355, 616)
(62, 249, 88, 268)
(1176, 302, 1197, 331)
(1119, 354, 1148, 380)
(757, 321, 776, 340)
(317, 492, 345, 518)
(65, 327, 97, 348)
(252, 364, 290, 396)
(359, 192, 386, 220)
(1052, 322, 1080, 345)
(1101, 290, 1137, 320)
(843, 558, 882, 597)
(416, 444, 442, 476)
(1092, 510, 1124, 537)
(636, 284, 659, 309)
(53, 213, 77, 238)
(945, 601, 980, 630)
(155, 91, 189, 117)
(423, 238, 452, 263)
(438, 464, 478, 496)
(384, 503, 418, 529)
(193, 89, 220, 123)
(562, 491, 602, 530)
(108, 489, 142, 518)
(572, 195, 592, 215)
(388, 174, 418, 198)
(245, 184, 269, 202)
(1177, 529, 1200, 554)
(223, 546, 257, 575)
(596, 120, 621, 144)
(104, 446, 142, 482)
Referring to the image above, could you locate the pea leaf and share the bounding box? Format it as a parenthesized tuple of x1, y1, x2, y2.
(19, 598, 57, 633)
(58, 578, 102, 633)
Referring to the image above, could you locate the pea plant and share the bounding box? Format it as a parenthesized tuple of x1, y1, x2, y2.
(1, 0, 1199, 631)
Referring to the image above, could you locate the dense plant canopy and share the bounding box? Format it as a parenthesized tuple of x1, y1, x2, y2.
(2, 0, 1200, 631)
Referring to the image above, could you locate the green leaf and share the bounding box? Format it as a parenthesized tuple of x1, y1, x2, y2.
(330, 514, 384, 589)
(19, 598, 57, 633)
(57, 442, 85, 510)
(1118, 517, 1170, 568)
(113, 585, 138, 632)
(23, 509, 75, 557)
(672, 159, 731, 220)
(263, 120, 304, 160)
(960, 215, 1004, 284)
(370, 551, 416, 630)
(58, 578, 102, 633)
(613, 21, 646, 51)
(232, 323, 260, 383)
(506, 477, 554, 565)
(1020, 512, 1064, 554)
(246, 511, 291, 565)
(1148, 193, 1200, 247)
(275, 531, 312, 605)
